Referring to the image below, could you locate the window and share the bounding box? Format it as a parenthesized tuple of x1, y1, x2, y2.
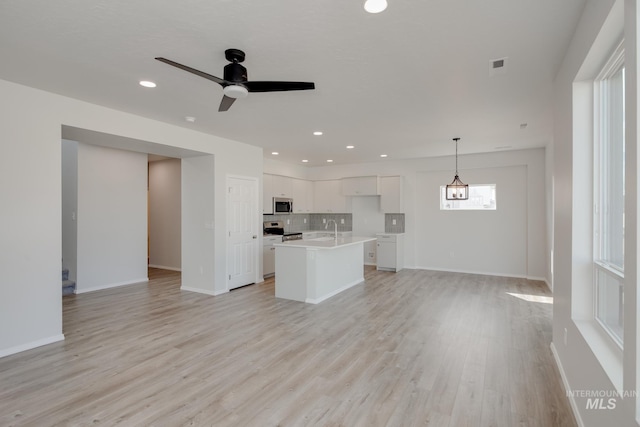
(440, 184, 496, 210)
(594, 43, 624, 346)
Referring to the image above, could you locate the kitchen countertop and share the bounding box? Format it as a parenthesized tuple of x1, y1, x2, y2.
(273, 236, 375, 249)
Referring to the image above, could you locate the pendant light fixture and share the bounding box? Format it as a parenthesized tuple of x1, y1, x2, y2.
(364, 0, 387, 13)
(445, 137, 469, 200)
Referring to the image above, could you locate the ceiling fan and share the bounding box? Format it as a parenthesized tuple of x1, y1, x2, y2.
(155, 49, 315, 112)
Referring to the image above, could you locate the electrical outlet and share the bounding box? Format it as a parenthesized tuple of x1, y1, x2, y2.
(323, 218, 326, 224)
(341, 218, 344, 224)
(304, 218, 307, 224)
(287, 219, 290, 225)
(392, 219, 396, 225)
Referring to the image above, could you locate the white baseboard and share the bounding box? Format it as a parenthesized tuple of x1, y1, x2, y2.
(550, 342, 584, 427)
(0, 334, 65, 359)
(305, 278, 364, 304)
(414, 265, 528, 279)
(76, 277, 149, 294)
(413, 266, 551, 285)
(181, 286, 228, 296)
(148, 264, 181, 272)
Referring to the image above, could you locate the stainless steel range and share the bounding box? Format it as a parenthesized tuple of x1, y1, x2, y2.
(263, 220, 303, 241)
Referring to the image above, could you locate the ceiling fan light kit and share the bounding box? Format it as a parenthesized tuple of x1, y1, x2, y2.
(364, 0, 388, 13)
(445, 137, 469, 200)
(155, 48, 315, 112)
(223, 85, 248, 99)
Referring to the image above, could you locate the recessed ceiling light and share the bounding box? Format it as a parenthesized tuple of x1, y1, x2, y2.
(364, 0, 388, 13)
(185, 116, 196, 123)
(313, 131, 323, 136)
(139, 80, 156, 88)
(302, 159, 309, 163)
(327, 159, 333, 163)
(380, 154, 388, 158)
(346, 145, 355, 149)
(271, 152, 279, 155)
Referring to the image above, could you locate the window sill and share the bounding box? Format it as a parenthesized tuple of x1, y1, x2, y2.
(574, 319, 623, 393)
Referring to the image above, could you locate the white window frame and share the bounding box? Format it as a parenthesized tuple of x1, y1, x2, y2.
(593, 41, 625, 348)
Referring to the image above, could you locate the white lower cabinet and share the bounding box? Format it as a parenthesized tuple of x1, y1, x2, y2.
(263, 236, 281, 277)
(376, 233, 404, 272)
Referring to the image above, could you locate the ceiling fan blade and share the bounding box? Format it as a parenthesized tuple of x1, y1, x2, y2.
(244, 81, 315, 93)
(218, 95, 236, 112)
(155, 57, 226, 85)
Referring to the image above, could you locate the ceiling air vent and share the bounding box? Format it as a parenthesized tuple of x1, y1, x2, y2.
(489, 57, 508, 76)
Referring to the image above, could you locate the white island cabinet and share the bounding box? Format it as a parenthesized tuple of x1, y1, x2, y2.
(274, 236, 376, 304)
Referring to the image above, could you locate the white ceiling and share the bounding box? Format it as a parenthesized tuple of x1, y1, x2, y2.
(0, 0, 586, 166)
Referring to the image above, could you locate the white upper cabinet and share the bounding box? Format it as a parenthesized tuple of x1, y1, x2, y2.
(341, 176, 380, 196)
(380, 176, 403, 212)
(272, 175, 293, 198)
(292, 178, 314, 213)
(264, 174, 397, 214)
(263, 173, 274, 214)
(314, 180, 350, 213)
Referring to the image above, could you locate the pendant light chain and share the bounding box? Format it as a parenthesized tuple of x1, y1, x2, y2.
(445, 137, 469, 201)
(454, 137, 459, 175)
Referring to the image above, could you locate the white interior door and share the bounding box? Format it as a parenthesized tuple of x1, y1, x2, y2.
(227, 176, 258, 289)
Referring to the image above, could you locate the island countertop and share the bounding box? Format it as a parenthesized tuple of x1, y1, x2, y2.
(273, 236, 376, 249)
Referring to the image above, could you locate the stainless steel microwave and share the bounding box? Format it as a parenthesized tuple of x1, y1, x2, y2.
(273, 197, 293, 214)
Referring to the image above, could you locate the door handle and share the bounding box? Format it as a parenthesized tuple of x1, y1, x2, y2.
(253, 235, 257, 239)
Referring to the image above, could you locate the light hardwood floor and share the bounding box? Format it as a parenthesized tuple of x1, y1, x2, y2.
(0, 267, 576, 426)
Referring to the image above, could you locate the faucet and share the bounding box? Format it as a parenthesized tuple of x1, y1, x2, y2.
(325, 219, 338, 239)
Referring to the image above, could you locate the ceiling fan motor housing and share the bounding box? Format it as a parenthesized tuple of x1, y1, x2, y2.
(224, 62, 248, 83)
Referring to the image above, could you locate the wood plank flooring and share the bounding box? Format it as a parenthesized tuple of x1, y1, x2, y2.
(0, 267, 576, 426)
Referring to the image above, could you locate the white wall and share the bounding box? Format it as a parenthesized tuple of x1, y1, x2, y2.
(264, 157, 310, 179)
(0, 82, 65, 357)
(415, 165, 527, 277)
(551, 1, 639, 426)
(61, 139, 78, 282)
(149, 158, 181, 271)
(76, 143, 148, 292)
(181, 155, 217, 295)
(0, 78, 263, 357)
(307, 148, 547, 281)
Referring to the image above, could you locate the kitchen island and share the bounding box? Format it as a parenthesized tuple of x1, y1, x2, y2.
(273, 236, 376, 304)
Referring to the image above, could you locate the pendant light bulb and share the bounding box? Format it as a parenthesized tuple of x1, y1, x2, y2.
(364, 0, 387, 13)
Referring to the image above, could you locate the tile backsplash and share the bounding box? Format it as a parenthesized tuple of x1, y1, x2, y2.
(263, 213, 353, 232)
(263, 212, 405, 233)
(385, 213, 405, 233)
